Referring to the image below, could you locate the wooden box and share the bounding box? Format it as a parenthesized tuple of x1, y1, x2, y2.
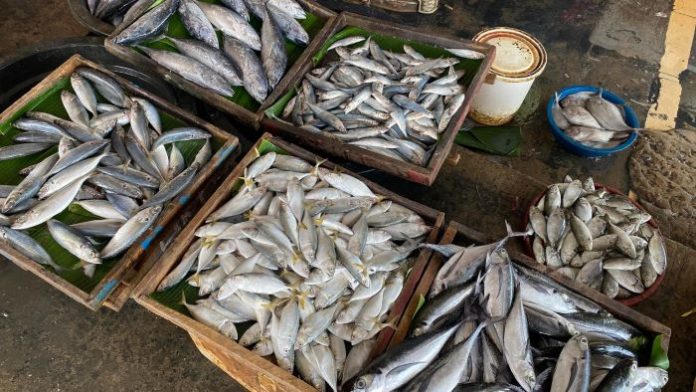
(0, 55, 240, 311)
(104, 0, 337, 129)
(342, 0, 439, 14)
(261, 12, 495, 185)
(132, 133, 445, 392)
(391, 220, 671, 355)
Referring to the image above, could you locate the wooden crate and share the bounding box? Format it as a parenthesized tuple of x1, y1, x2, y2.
(391, 220, 671, 354)
(342, 0, 439, 14)
(261, 12, 496, 186)
(0, 55, 241, 311)
(104, 0, 337, 129)
(132, 133, 445, 392)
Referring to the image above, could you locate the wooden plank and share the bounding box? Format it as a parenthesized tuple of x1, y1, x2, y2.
(104, 0, 338, 130)
(392, 220, 672, 352)
(260, 12, 496, 185)
(132, 133, 445, 392)
(0, 54, 240, 311)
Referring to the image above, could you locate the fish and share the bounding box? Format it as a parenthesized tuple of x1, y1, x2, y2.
(2, 66, 206, 277)
(261, 9, 288, 88)
(122, 0, 158, 27)
(595, 359, 637, 392)
(503, 286, 536, 392)
(0, 225, 61, 270)
(152, 127, 211, 150)
(267, 3, 309, 45)
(150, 150, 428, 388)
(48, 140, 109, 176)
(47, 219, 101, 265)
(411, 282, 474, 336)
(585, 93, 631, 131)
(178, 0, 219, 48)
(100, 205, 162, 258)
(197, 2, 261, 50)
(138, 47, 235, 97)
(70, 73, 98, 116)
(167, 37, 242, 86)
(76, 67, 129, 107)
(13, 174, 91, 230)
(2, 153, 58, 214)
(71, 219, 125, 238)
(39, 153, 105, 199)
(351, 323, 459, 392)
(281, 39, 463, 166)
(549, 335, 590, 392)
(552, 91, 635, 148)
(0, 143, 52, 161)
(61, 90, 90, 126)
(113, 0, 179, 45)
(531, 175, 661, 296)
(223, 37, 269, 103)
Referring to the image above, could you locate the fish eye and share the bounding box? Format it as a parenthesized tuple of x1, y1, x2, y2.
(355, 379, 367, 388)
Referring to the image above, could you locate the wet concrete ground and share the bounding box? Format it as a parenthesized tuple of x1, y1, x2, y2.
(0, 0, 694, 391)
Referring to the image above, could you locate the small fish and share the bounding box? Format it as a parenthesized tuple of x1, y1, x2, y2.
(178, 0, 219, 48)
(0, 143, 52, 161)
(112, 0, 179, 45)
(47, 219, 101, 265)
(101, 205, 162, 258)
(139, 47, 235, 97)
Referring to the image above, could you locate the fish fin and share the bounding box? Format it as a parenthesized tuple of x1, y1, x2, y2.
(311, 159, 326, 176)
(179, 291, 188, 306)
(187, 273, 201, 287)
(385, 362, 429, 380)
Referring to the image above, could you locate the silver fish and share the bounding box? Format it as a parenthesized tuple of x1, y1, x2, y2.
(223, 37, 269, 103)
(178, 0, 219, 48)
(112, 0, 179, 45)
(197, 2, 261, 50)
(47, 219, 101, 265)
(0, 225, 60, 270)
(101, 205, 162, 258)
(13, 174, 91, 230)
(167, 37, 242, 86)
(0, 143, 52, 161)
(139, 47, 235, 97)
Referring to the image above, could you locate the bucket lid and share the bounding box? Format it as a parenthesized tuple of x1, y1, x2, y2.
(473, 27, 547, 80)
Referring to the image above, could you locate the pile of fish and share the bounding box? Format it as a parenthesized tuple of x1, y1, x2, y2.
(349, 235, 668, 392)
(112, 0, 312, 103)
(87, 0, 157, 27)
(551, 90, 635, 149)
(279, 37, 466, 167)
(527, 175, 667, 299)
(159, 150, 430, 391)
(0, 66, 211, 276)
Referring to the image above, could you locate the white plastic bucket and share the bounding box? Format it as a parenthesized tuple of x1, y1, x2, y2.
(470, 27, 547, 125)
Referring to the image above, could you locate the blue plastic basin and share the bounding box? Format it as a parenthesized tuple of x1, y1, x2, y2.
(546, 85, 639, 157)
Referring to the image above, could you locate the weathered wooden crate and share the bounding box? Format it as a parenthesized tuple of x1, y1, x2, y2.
(0, 55, 240, 311)
(261, 12, 495, 185)
(392, 220, 671, 355)
(104, 0, 337, 129)
(132, 133, 445, 392)
(342, 0, 440, 14)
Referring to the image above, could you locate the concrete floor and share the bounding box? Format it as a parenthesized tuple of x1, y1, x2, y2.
(0, 0, 694, 391)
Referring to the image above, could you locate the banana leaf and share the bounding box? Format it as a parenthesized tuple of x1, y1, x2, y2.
(136, 0, 326, 111)
(649, 334, 670, 370)
(455, 126, 522, 156)
(0, 75, 217, 293)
